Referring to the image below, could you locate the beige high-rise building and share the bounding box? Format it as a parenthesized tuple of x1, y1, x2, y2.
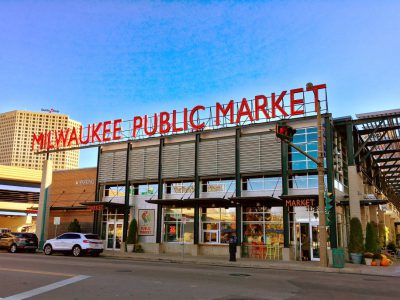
(0, 110, 80, 170)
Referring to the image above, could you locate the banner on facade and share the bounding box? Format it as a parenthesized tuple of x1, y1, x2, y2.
(138, 209, 155, 236)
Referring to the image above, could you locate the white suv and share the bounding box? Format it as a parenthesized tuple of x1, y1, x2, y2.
(43, 232, 104, 257)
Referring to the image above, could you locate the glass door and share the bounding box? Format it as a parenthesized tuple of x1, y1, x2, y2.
(106, 221, 123, 250)
(115, 222, 123, 249)
(106, 222, 115, 249)
(310, 223, 320, 261)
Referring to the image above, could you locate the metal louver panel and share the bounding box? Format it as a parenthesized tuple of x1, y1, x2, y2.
(98, 150, 127, 183)
(178, 142, 195, 178)
(217, 138, 235, 175)
(240, 133, 281, 174)
(145, 147, 159, 180)
(240, 135, 261, 173)
(112, 150, 127, 182)
(98, 152, 113, 183)
(199, 140, 217, 176)
(129, 146, 159, 181)
(260, 134, 281, 171)
(129, 148, 144, 180)
(162, 142, 195, 179)
(162, 144, 179, 179)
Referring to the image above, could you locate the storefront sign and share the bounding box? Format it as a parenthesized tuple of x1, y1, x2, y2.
(285, 199, 317, 207)
(32, 84, 327, 151)
(138, 209, 155, 236)
(88, 205, 104, 211)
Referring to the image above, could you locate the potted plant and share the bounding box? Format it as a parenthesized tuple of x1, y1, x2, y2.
(126, 218, 138, 252)
(364, 222, 378, 265)
(372, 253, 382, 266)
(348, 217, 364, 264)
(364, 252, 373, 266)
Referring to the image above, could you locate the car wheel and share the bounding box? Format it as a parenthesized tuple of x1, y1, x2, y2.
(9, 244, 17, 253)
(72, 245, 81, 257)
(44, 244, 52, 255)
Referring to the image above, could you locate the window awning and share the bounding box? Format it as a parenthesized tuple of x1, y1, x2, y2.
(80, 201, 130, 210)
(338, 199, 388, 206)
(229, 196, 283, 206)
(145, 198, 232, 208)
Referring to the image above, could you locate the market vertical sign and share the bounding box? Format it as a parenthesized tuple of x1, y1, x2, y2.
(138, 209, 155, 236)
(32, 83, 327, 151)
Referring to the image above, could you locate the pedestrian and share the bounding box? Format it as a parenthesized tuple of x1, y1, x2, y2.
(229, 234, 238, 262)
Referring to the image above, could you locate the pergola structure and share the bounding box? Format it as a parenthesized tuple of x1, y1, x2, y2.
(352, 109, 400, 209)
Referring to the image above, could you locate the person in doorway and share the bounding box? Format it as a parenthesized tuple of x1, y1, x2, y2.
(301, 233, 310, 261)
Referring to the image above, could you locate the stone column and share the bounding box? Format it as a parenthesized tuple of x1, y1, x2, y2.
(369, 205, 378, 224)
(377, 210, 386, 247)
(36, 159, 53, 249)
(348, 166, 362, 220)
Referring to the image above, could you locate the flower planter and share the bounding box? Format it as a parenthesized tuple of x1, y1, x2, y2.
(350, 253, 363, 264)
(364, 258, 373, 266)
(126, 244, 134, 253)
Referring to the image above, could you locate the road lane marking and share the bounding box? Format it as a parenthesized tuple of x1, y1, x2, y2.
(3, 275, 90, 300)
(0, 267, 75, 277)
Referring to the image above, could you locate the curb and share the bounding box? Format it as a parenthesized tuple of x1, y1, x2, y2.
(100, 253, 400, 278)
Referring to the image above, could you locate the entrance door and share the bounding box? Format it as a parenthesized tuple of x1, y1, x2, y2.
(106, 221, 123, 250)
(298, 222, 320, 261)
(310, 223, 320, 261)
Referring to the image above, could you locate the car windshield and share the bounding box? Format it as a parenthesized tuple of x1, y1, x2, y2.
(84, 234, 100, 240)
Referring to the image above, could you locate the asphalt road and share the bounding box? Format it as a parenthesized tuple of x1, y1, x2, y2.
(0, 252, 399, 300)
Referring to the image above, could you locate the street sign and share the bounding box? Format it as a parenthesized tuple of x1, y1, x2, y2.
(54, 217, 60, 225)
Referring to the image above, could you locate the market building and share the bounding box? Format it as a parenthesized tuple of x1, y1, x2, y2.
(34, 84, 400, 261)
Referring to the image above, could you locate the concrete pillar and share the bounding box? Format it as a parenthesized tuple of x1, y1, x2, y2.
(36, 159, 53, 249)
(378, 210, 385, 247)
(390, 218, 395, 243)
(360, 206, 367, 236)
(369, 206, 378, 224)
(348, 166, 362, 219)
(385, 214, 391, 244)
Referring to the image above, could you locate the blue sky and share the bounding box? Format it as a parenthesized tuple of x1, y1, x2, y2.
(1, 1, 399, 167)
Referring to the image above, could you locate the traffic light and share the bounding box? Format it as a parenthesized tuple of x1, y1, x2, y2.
(324, 192, 334, 211)
(275, 124, 297, 141)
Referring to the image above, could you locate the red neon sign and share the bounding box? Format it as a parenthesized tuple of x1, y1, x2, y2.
(32, 84, 327, 151)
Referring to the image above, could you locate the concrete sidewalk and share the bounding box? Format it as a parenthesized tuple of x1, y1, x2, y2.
(102, 250, 400, 277)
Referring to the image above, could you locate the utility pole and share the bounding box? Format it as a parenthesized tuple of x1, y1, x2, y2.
(315, 91, 328, 267)
(275, 83, 328, 267)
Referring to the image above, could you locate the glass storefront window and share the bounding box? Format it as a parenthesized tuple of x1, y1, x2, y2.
(290, 127, 320, 171)
(244, 177, 281, 191)
(163, 208, 194, 243)
(166, 182, 194, 194)
(242, 207, 283, 245)
(203, 179, 235, 193)
(291, 174, 327, 189)
(201, 207, 236, 244)
(137, 184, 158, 196)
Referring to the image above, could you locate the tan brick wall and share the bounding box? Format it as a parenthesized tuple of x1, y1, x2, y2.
(47, 168, 96, 237)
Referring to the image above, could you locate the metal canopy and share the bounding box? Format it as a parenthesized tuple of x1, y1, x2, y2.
(145, 198, 233, 208)
(353, 109, 400, 208)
